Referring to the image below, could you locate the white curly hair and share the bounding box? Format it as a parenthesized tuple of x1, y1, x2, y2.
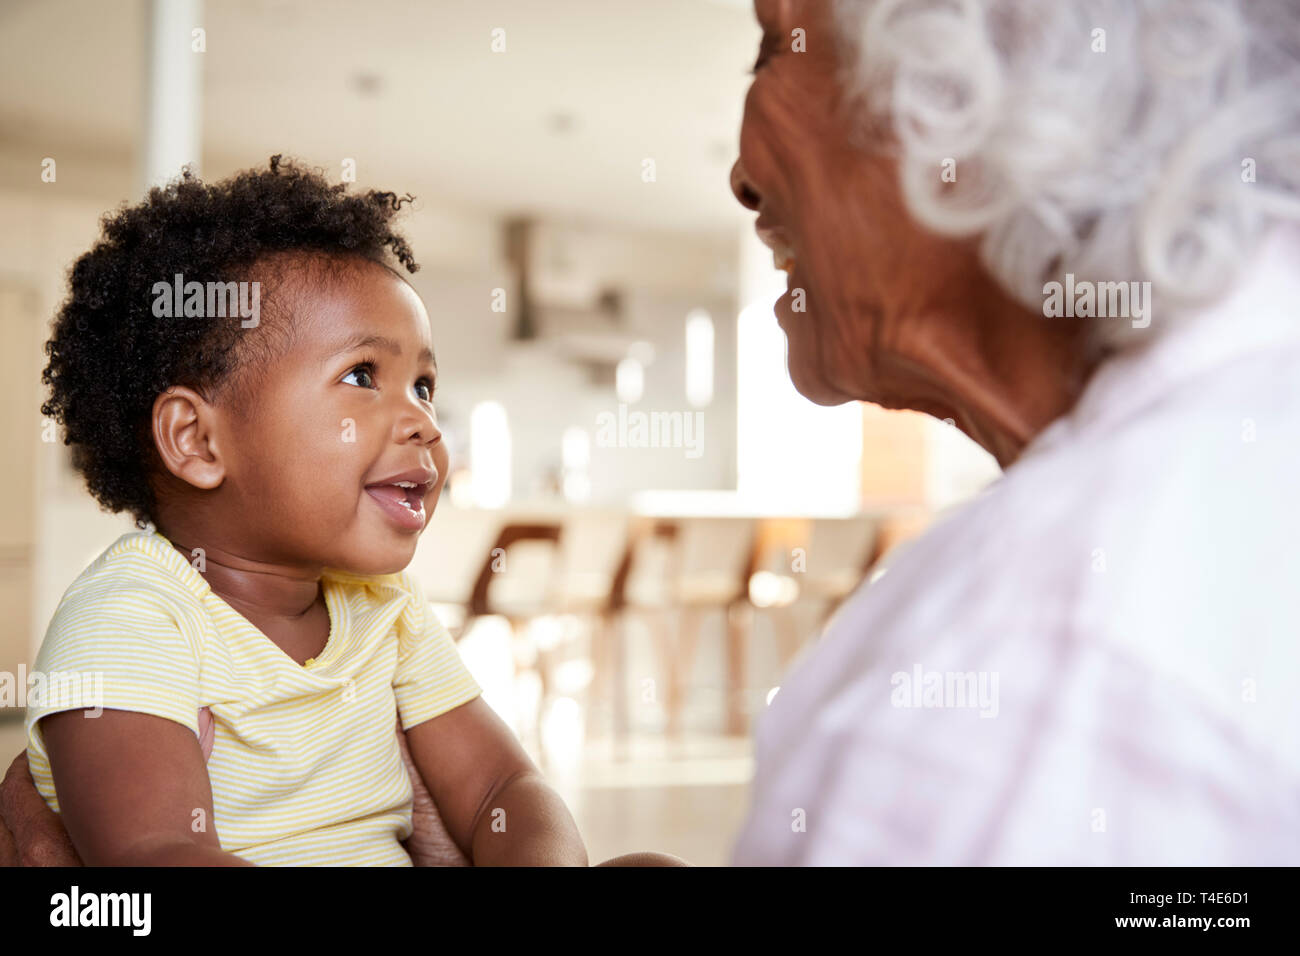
(830, 0, 1300, 347)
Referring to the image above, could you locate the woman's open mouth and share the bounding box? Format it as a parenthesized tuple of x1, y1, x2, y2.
(769, 240, 797, 276)
(756, 218, 800, 323)
(364, 479, 429, 532)
(756, 221, 798, 276)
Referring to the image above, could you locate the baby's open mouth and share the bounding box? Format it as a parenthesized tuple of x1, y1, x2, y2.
(364, 470, 435, 531)
(365, 480, 426, 513)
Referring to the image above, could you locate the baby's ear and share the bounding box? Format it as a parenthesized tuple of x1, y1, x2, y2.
(151, 386, 226, 490)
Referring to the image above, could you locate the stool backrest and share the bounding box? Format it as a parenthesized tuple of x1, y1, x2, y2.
(557, 509, 631, 611)
(804, 516, 880, 582)
(623, 517, 756, 606)
(469, 522, 563, 616)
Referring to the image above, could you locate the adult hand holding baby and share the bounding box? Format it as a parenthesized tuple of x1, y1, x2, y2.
(1, 749, 82, 866)
(0, 707, 469, 866)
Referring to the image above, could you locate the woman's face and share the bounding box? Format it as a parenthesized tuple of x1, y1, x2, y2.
(211, 257, 449, 576)
(731, 0, 995, 418)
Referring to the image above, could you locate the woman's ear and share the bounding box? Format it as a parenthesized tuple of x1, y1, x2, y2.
(151, 386, 227, 490)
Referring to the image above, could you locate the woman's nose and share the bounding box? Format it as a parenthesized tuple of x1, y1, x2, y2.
(730, 158, 762, 212)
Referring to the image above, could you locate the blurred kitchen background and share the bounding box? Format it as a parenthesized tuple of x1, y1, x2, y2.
(0, 0, 999, 865)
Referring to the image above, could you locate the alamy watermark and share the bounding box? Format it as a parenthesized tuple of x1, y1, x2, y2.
(890, 663, 999, 718)
(595, 404, 704, 459)
(0, 665, 104, 716)
(1042, 273, 1151, 329)
(50, 885, 151, 936)
(151, 273, 260, 327)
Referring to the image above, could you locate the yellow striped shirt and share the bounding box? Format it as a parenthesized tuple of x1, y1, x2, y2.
(24, 530, 482, 866)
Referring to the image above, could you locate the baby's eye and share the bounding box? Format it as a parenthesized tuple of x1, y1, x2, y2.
(415, 380, 433, 402)
(342, 365, 375, 389)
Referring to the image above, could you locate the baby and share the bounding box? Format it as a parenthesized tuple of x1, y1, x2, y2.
(17, 155, 605, 866)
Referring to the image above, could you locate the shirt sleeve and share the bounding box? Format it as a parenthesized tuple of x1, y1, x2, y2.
(23, 576, 205, 810)
(392, 574, 482, 730)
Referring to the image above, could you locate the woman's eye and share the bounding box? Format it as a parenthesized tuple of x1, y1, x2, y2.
(342, 365, 375, 389)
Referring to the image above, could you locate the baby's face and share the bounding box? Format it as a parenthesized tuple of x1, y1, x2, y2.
(224, 259, 448, 575)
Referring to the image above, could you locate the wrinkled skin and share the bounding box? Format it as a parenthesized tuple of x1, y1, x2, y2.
(730, 0, 1098, 467)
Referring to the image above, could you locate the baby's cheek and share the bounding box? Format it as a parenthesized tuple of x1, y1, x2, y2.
(432, 441, 450, 490)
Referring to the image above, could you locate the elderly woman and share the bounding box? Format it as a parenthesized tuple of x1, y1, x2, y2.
(5, 0, 1300, 866)
(723, 0, 1300, 864)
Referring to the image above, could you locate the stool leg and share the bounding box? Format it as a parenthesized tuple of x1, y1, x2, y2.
(514, 618, 549, 773)
(587, 612, 612, 738)
(772, 603, 802, 670)
(665, 607, 701, 739)
(725, 602, 749, 736)
(611, 612, 629, 762)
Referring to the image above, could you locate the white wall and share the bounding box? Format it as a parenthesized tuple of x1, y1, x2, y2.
(0, 188, 143, 662)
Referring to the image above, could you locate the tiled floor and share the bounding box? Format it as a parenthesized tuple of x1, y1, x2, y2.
(0, 715, 753, 867)
(540, 731, 753, 867)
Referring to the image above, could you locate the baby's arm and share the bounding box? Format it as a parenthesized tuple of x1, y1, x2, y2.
(40, 708, 252, 866)
(403, 697, 588, 866)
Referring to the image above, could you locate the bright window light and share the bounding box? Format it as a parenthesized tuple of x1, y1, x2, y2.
(469, 400, 511, 508)
(562, 426, 590, 469)
(562, 472, 591, 503)
(615, 357, 644, 403)
(561, 426, 591, 503)
(734, 224, 862, 514)
(685, 308, 714, 408)
(736, 301, 861, 512)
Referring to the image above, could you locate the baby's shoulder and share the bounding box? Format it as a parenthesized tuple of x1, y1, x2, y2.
(51, 530, 210, 632)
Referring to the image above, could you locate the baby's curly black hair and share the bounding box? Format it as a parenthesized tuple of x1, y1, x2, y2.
(40, 154, 419, 530)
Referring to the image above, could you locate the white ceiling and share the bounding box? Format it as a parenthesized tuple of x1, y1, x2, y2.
(0, 0, 761, 236)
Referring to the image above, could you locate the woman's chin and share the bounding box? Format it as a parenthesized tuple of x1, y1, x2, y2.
(784, 346, 854, 406)
(777, 285, 855, 405)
